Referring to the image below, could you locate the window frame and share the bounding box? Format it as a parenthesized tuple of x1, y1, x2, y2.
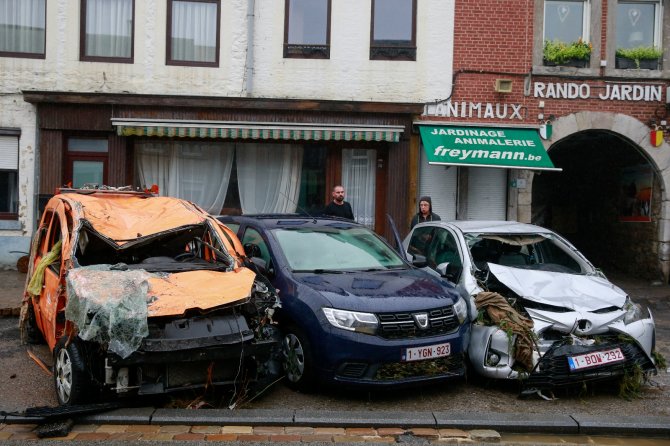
(615, 0, 662, 49)
(283, 0, 331, 59)
(0, 130, 20, 220)
(369, 0, 417, 61)
(543, 0, 592, 44)
(79, 0, 135, 63)
(166, 0, 221, 67)
(0, 0, 47, 59)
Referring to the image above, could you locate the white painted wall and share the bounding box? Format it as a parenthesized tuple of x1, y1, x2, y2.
(0, 0, 455, 100)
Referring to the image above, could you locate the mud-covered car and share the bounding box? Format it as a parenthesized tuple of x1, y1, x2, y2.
(20, 187, 281, 405)
(403, 220, 658, 392)
(219, 215, 470, 391)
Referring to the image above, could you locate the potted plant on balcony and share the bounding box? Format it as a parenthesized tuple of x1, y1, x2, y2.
(543, 38, 591, 68)
(615, 46, 663, 70)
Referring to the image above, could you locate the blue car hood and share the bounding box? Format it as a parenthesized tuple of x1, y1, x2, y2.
(293, 269, 457, 312)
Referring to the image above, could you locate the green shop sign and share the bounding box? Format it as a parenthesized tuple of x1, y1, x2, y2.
(418, 125, 561, 171)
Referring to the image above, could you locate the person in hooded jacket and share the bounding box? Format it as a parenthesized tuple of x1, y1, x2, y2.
(410, 196, 441, 228)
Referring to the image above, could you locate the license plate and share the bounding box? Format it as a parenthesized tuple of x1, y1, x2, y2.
(402, 343, 451, 362)
(567, 348, 625, 371)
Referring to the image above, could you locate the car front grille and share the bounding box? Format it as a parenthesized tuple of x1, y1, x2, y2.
(524, 337, 656, 390)
(377, 306, 459, 339)
(334, 354, 466, 382)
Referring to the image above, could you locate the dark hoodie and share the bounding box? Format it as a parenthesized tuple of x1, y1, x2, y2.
(410, 196, 441, 228)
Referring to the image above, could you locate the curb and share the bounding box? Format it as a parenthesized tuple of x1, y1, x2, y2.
(3, 408, 670, 437)
(0, 307, 20, 318)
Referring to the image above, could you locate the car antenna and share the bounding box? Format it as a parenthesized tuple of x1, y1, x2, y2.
(279, 191, 317, 223)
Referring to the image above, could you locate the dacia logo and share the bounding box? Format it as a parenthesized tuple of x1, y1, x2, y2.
(413, 312, 429, 329)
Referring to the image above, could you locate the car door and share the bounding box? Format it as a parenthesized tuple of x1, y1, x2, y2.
(31, 203, 70, 349)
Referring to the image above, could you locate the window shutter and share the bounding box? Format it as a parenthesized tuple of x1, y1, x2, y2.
(465, 167, 507, 220)
(0, 136, 18, 170)
(419, 147, 457, 220)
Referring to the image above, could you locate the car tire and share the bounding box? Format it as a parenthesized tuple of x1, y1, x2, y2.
(281, 326, 315, 392)
(53, 337, 94, 405)
(20, 303, 44, 345)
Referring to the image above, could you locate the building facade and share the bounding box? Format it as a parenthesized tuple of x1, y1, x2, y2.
(414, 0, 670, 281)
(0, 0, 458, 269)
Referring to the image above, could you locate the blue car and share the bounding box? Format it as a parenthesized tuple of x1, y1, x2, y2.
(218, 215, 470, 391)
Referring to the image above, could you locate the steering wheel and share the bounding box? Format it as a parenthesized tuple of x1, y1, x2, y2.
(174, 252, 197, 262)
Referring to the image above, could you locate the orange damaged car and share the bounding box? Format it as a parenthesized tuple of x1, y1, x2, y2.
(19, 186, 281, 405)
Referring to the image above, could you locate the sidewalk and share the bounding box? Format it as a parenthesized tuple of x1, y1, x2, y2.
(0, 269, 25, 317)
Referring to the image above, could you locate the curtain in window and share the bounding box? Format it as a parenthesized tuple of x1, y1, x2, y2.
(171, 0, 217, 62)
(236, 144, 303, 214)
(342, 149, 376, 228)
(135, 141, 233, 214)
(0, 0, 46, 54)
(85, 0, 133, 58)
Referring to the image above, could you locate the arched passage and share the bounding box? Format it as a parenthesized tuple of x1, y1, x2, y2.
(530, 112, 670, 281)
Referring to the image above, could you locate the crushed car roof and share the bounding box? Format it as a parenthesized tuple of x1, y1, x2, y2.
(427, 220, 555, 234)
(57, 192, 211, 245)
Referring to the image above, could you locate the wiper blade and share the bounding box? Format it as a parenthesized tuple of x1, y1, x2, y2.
(293, 269, 347, 274)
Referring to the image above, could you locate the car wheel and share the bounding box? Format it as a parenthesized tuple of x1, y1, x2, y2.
(281, 327, 315, 392)
(53, 337, 94, 405)
(20, 302, 44, 345)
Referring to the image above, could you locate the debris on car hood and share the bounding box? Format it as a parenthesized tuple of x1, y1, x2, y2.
(488, 263, 627, 311)
(65, 265, 255, 358)
(475, 291, 535, 371)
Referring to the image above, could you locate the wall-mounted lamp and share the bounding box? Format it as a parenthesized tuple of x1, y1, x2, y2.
(494, 79, 513, 93)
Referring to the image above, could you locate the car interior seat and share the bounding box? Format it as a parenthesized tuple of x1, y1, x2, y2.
(498, 243, 528, 266)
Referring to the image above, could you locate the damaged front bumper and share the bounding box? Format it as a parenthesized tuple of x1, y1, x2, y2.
(101, 314, 282, 396)
(469, 311, 657, 389)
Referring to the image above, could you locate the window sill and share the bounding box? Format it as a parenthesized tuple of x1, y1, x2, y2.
(532, 65, 599, 77)
(0, 218, 21, 230)
(370, 46, 416, 61)
(283, 44, 330, 59)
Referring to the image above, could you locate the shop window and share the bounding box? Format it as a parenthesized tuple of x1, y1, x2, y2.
(65, 137, 108, 188)
(370, 0, 416, 61)
(80, 0, 134, 62)
(615, 1, 662, 69)
(0, 134, 19, 220)
(284, 0, 330, 59)
(0, 0, 46, 59)
(342, 149, 376, 228)
(167, 0, 220, 67)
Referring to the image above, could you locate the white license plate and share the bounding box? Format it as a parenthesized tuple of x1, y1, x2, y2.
(567, 348, 625, 371)
(402, 343, 451, 362)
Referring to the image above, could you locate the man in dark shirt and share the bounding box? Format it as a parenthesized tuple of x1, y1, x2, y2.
(323, 185, 354, 220)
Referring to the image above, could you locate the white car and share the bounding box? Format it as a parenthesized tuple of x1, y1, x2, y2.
(402, 220, 657, 392)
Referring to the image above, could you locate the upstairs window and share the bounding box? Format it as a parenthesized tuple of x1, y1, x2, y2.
(167, 0, 220, 66)
(544, 0, 590, 43)
(80, 0, 134, 62)
(370, 0, 416, 61)
(284, 0, 330, 59)
(617, 1, 661, 48)
(0, 0, 46, 59)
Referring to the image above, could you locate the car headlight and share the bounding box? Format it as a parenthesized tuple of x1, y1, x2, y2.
(322, 308, 379, 335)
(453, 296, 468, 324)
(623, 297, 643, 324)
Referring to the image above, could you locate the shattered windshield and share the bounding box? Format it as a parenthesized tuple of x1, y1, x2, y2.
(273, 226, 406, 272)
(465, 232, 591, 275)
(73, 222, 234, 273)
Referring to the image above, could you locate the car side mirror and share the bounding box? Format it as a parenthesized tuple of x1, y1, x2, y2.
(412, 254, 428, 268)
(436, 262, 462, 283)
(250, 256, 275, 279)
(244, 243, 261, 258)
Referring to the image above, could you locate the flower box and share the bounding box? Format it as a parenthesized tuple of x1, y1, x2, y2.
(615, 56, 661, 70)
(543, 58, 589, 68)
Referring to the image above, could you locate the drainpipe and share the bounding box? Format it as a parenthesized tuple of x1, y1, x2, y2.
(245, 0, 255, 97)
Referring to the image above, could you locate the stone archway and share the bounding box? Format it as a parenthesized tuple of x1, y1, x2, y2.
(523, 111, 670, 282)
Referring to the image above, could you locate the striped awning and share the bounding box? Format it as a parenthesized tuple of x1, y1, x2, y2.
(111, 119, 404, 142)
